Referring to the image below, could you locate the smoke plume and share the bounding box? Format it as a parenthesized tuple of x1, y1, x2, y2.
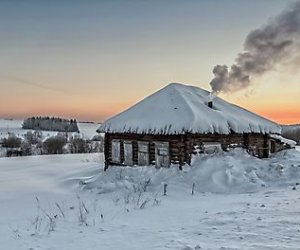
(210, 1, 300, 93)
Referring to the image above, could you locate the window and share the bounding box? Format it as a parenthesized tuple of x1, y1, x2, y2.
(158, 148, 168, 156)
(155, 142, 170, 167)
(111, 139, 120, 163)
(138, 142, 149, 166)
(123, 141, 133, 165)
(202, 142, 222, 154)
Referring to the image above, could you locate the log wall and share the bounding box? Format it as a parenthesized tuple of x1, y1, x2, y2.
(270, 139, 290, 153)
(105, 133, 183, 166)
(104, 132, 272, 168)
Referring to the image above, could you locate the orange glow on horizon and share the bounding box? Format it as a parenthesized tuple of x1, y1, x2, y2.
(1, 107, 299, 125)
(0, 100, 136, 123)
(1, 98, 299, 125)
(255, 108, 300, 125)
(0, 83, 299, 125)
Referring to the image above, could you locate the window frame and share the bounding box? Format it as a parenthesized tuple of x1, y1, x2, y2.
(111, 139, 121, 163)
(154, 141, 170, 167)
(123, 140, 133, 165)
(138, 141, 149, 166)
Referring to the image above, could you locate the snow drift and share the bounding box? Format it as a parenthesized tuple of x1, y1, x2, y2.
(83, 149, 300, 194)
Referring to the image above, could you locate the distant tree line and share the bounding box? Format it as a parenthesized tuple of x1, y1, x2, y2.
(22, 116, 79, 132)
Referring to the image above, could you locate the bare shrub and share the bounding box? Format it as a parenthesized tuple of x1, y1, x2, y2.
(90, 134, 104, 152)
(70, 138, 88, 153)
(43, 135, 66, 154)
(21, 141, 32, 156)
(2, 133, 22, 148)
(91, 134, 103, 141)
(24, 130, 42, 145)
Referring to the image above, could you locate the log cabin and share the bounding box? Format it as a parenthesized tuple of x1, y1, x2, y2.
(97, 83, 282, 170)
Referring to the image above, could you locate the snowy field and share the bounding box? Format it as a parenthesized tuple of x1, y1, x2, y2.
(1, 148, 300, 250)
(0, 119, 100, 140)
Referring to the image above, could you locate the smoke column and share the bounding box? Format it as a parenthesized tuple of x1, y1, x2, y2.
(210, 1, 300, 93)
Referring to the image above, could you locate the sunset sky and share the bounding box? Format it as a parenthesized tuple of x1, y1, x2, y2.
(0, 0, 299, 124)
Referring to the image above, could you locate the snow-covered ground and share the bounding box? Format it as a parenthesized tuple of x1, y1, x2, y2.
(0, 119, 100, 140)
(1, 149, 300, 250)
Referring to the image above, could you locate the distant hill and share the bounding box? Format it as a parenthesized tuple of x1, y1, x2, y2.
(281, 124, 300, 144)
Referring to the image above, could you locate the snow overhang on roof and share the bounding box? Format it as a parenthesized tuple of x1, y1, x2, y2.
(98, 83, 281, 135)
(270, 134, 296, 148)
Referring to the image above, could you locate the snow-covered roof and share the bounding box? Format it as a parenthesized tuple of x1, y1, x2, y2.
(270, 134, 296, 148)
(98, 83, 281, 135)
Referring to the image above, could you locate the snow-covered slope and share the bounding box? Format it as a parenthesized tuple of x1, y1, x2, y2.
(0, 119, 100, 140)
(99, 83, 281, 135)
(1, 150, 300, 250)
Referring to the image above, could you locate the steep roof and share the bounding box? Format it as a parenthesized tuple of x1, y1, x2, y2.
(98, 83, 281, 135)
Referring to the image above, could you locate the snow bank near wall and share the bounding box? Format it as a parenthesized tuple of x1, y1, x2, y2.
(188, 149, 300, 193)
(83, 149, 300, 194)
